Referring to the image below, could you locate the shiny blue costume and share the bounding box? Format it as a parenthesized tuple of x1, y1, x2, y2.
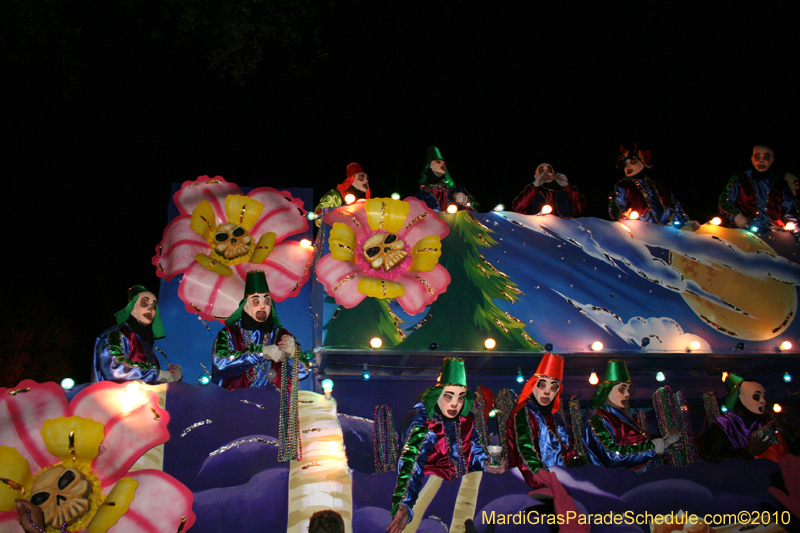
(92, 324, 162, 384)
(582, 404, 660, 472)
(610, 175, 689, 225)
(393, 403, 488, 521)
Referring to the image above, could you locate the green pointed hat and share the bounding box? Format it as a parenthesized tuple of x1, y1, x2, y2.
(419, 145, 454, 187)
(225, 270, 280, 326)
(590, 359, 632, 408)
(722, 372, 745, 411)
(420, 357, 474, 417)
(114, 285, 165, 339)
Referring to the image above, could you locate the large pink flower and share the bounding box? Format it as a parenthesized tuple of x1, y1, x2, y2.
(316, 197, 451, 315)
(152, 176, 314, 321)
(0, 380, 195, 533)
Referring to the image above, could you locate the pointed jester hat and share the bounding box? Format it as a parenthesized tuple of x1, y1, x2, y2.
(722, 372, 745, 412)
(419, 146, 455, 188)
(225, 270, 282, 326)
(420, 357, 474, 417)
(616, 142, 652, 170)
(514, 353, 565, 414)
(113, 285, 165, 339)
(590, 359, 632, 408)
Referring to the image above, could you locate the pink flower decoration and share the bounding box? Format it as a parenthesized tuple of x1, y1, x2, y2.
(152, 176, 313, 322)
(0, 380, 195, 532)
(315, 197, 451, 315)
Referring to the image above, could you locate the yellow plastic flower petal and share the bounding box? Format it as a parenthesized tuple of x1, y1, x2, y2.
(189, 200, 217, 241)
(409, 235, 442, 272)
(251, 232, 277, 264)
(329, 223, 357, 263)
(194, 253, 234, 276)
(358, 277, 405, 299)
(41, 416, 105, 467)
(225, 195, 264, 230)
(0, 446, 33, 512)
(86, 478, 138, 533)
(365, 198, 409, 233)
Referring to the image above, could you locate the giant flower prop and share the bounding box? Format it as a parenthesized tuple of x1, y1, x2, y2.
(0, 380, 195, 532)
(316, 197, 451, 314)
(152, 176, 314, 321)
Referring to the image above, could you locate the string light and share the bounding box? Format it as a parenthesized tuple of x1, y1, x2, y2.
(541, 205, 553, 215)
(656, 371, 665, 382)
(300, 239, 313, 248)
(488, 409, 497, 418)
(516, 367, 524, 384)
(710, 217, 722, 225)
(370, 337, 382, 348)
(774, 404, 783, 413)
(362, 363, 370, 381)
(591, 341, 603, 351)
(321, 379, 334, 400)
(197, 373, 211, 385)
(784, 372, 792, 383)
(344, 194, 356, 204)
(446, 204, 458, 214)
(326, 440, 341, 453)
(673, 220, 682, 227)
(60, 378, 75, 390)
(484, 338, 496, 349)
(494, 204, 505, 211)
(306, 212, 318, 221)
(721, 405, 728, 413)
(629, 211, 640, 220)
(780, 341, 792, 351)
(689, 341, 701, 350)
(391, 192, 401, 200)
(749, 225, 759, 233)
(589, 372, 599, 385)
(786, 222, 797, 231)
(721, 371, 728, 383)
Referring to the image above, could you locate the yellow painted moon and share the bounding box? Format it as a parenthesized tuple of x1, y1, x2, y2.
(670, 225, 796, 340)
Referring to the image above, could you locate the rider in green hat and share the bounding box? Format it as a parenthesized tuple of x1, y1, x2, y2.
(582, 359, 677, 472)
(93, 285, 182, 384)
(414, 146, 478, 212)
(387, 357, 505, 533)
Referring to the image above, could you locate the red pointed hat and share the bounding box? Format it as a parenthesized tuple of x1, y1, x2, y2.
(346, 162, 364, 179)
(514, 353, 565, 413)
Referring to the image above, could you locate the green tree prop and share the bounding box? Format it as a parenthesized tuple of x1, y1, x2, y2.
(402, 211, 541, 351)
(323, 296, 405, 349)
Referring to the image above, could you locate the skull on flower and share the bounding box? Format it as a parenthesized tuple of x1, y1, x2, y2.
(316, 197, 451, 314)
(152, 176, 314, 322)
(0, 380, 195, 532)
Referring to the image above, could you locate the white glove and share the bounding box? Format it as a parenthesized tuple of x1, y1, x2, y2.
(653, 438, 666, 455)
(262, 344, 284, 362)
(533, 175, 544, 188)
(554, 173, 569, 187)
(278, 335, 296, 356)
(157, 370, 174, 383)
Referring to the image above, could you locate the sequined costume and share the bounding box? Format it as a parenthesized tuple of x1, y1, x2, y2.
(512, 181, 587, 217)
(609, 174, 689, 225)
(706, 409, 790, 463)
(212, 321, 307, 390)
(92, 323, 163, 384)
(391, 402, 488, 522)
(718, 168, 796, 230)
(415, 179, 477, 212)
(582, 405, 659, 472)
(507, 400, 581, 487)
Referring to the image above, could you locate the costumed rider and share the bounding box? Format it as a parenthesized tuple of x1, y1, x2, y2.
(314, 162, 371, 221)
(512, 163, 587, 217)
(414, 146, 478, 212)
(387, 357, 506, 533)
(582, 359, 679, 472)
(609, 143, 697, 228)
(506, 353, 589, 533)
(718, 145, 798, 232)
(212, 270, 309, 390)
(705, 373, 797, 462)
(93, 285, 182, 384)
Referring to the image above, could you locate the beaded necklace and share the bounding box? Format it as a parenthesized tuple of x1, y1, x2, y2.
(436, 412, 467, 477)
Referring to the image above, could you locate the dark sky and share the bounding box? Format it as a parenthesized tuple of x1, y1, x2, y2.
(4, 0, 800, 382)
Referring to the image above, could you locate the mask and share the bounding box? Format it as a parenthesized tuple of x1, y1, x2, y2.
(532, 377, 560, 407)
(130, 292, 157, 326)
(751, 146, 774, 173)
(430, 159, 447, 177)
(352, 172, 369, 192)
(739, 381, 766, 414)
(437, 385, 467, 419)
(535, 163, 556, 183)
(608, 383, 631, 409)
(243, 292, 271, 322)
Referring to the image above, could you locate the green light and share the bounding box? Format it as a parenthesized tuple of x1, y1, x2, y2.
(198, 373, 211, 385)
(391, 193, 401, 200)
(60, 378, 75, 390)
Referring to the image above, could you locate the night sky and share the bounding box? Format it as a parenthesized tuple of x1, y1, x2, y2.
(3, 0, 800, 384)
